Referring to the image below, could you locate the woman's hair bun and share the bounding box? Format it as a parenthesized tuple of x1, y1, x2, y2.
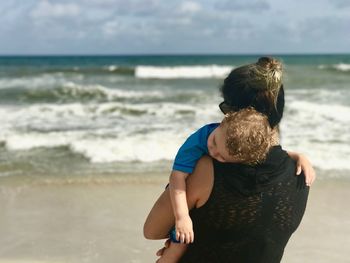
(257, 57, 282, 71)
(257, 56, 271, 66)
(256, 56, 283, 86)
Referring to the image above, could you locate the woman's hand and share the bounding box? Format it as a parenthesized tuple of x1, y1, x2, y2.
(156, 239, 171, 257)
(175, 214, 194, 244)
(156, 239, 188, 263)
(289, 152, 316, 186)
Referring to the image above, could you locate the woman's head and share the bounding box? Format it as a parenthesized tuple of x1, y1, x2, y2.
(220, 57, 285, 128)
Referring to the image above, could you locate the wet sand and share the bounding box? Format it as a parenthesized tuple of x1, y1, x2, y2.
(0, 176, 349, 263)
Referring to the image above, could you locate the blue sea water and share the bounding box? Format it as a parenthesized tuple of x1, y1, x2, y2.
(0, 54, 349, 179)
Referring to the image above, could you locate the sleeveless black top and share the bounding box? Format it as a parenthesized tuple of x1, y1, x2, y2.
(179, 146, 309, 263)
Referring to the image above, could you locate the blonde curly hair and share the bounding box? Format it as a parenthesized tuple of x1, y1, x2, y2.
(223, 107, 278, 165)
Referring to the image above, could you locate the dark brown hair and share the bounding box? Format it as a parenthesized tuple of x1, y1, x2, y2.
(220, 57, 285, 128)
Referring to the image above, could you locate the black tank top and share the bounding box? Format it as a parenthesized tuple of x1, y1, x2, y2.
(179, 146, 309, 263)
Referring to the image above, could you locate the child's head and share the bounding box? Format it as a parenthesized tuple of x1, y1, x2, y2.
(220, 57, 284, 128)
(207, 107, 277, 165)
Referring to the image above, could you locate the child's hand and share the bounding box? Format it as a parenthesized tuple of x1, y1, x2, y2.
(295, 154, 316, 186)
(175, 214, 194, 244)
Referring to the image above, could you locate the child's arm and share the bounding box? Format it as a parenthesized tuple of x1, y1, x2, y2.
(169, 170, 194, 244)
(287, 151, 316, 186)
(168, 124, 218, 244)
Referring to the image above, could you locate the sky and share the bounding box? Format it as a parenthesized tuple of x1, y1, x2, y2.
(1, 0, 350, 55)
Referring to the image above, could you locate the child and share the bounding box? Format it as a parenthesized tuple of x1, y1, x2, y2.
(161, 107, 279, 262)
(169, 108, 279, 244)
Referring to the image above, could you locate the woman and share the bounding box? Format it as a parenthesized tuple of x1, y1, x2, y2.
(151, 145, 308, 262)
(144, 57, 313, 262)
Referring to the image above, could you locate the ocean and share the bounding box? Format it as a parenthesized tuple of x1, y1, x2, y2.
(0, 54, 349, 180)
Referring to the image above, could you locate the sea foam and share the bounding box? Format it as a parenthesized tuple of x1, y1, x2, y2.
(281, 100, 350, 171)
(318, 63, 350, 72)
(334, 63, 350, 72)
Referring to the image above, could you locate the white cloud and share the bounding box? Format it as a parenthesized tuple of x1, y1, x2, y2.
(215, 0, 270, 11)
(102, 20, 120, 37)
(0, 0, 349, 54)
(30, 0, 80, 19)
(179, 1, 202, 14)
(331, 0, 350, 8)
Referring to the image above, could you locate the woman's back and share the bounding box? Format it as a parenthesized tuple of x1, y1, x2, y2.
(179, 146, 309, 263)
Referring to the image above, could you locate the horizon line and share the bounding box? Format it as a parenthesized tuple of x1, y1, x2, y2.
(0, 52, 349, 57)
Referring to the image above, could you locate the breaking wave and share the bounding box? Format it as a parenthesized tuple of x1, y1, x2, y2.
(135, 65, 233, 79)
(318, 63, 350, 72)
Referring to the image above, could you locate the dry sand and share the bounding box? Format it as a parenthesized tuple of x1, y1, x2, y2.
(0, 176, 349, 263)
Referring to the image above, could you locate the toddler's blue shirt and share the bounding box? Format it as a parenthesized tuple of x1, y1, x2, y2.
(172, 123, 219, 173)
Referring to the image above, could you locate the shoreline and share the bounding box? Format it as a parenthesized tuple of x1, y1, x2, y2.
(0, 176, 349, 262)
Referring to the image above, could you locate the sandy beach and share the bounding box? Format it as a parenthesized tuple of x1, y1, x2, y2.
(0, 175, 349, 263)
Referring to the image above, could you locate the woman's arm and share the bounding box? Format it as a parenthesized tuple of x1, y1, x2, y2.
(143, 156, 213, 240)
(143, 187, 175, 240)
(143, 174, 193, 240)
(144, 156, 214, 263)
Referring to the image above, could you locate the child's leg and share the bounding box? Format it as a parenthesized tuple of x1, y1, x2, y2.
(144, 187, 175, 239)
(156, 241, 188, 263)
